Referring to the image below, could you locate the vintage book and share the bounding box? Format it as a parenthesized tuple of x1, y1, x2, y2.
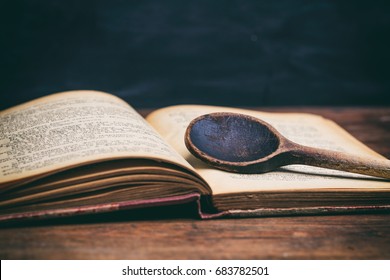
(1, 90, 389, 222)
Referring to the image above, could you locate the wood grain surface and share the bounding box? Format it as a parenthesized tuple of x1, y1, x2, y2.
(1, 107, 389, 259)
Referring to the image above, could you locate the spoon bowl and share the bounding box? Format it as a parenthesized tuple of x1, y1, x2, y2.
(185, 112, 390, 178)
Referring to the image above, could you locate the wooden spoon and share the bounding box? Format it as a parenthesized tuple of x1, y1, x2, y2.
(184, 112, 390, 179)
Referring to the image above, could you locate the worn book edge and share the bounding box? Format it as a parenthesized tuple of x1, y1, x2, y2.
(2, 193, 390, 223)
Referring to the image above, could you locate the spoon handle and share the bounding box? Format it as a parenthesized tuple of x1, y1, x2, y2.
(289, 144, 390, 179)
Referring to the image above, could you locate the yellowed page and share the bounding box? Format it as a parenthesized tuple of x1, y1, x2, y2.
(147, 105, 390, 195)
(0, 91, 195, 185)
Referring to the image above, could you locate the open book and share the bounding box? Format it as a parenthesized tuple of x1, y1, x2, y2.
(1, 90, 389, 222)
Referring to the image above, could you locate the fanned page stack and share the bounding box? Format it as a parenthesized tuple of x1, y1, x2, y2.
(0, 90, 389, 222)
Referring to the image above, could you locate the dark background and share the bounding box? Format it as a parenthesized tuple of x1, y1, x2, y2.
(1, 0, 389, 110)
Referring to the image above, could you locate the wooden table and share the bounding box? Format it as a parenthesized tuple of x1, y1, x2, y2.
(1, 107, 389, 259)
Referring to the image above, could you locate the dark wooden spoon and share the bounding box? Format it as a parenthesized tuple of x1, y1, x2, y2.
(184, 112, 390, 179)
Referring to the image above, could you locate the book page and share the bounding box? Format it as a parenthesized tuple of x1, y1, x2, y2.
(0, 91, 195, 185)
(147, 105, 390, 195)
